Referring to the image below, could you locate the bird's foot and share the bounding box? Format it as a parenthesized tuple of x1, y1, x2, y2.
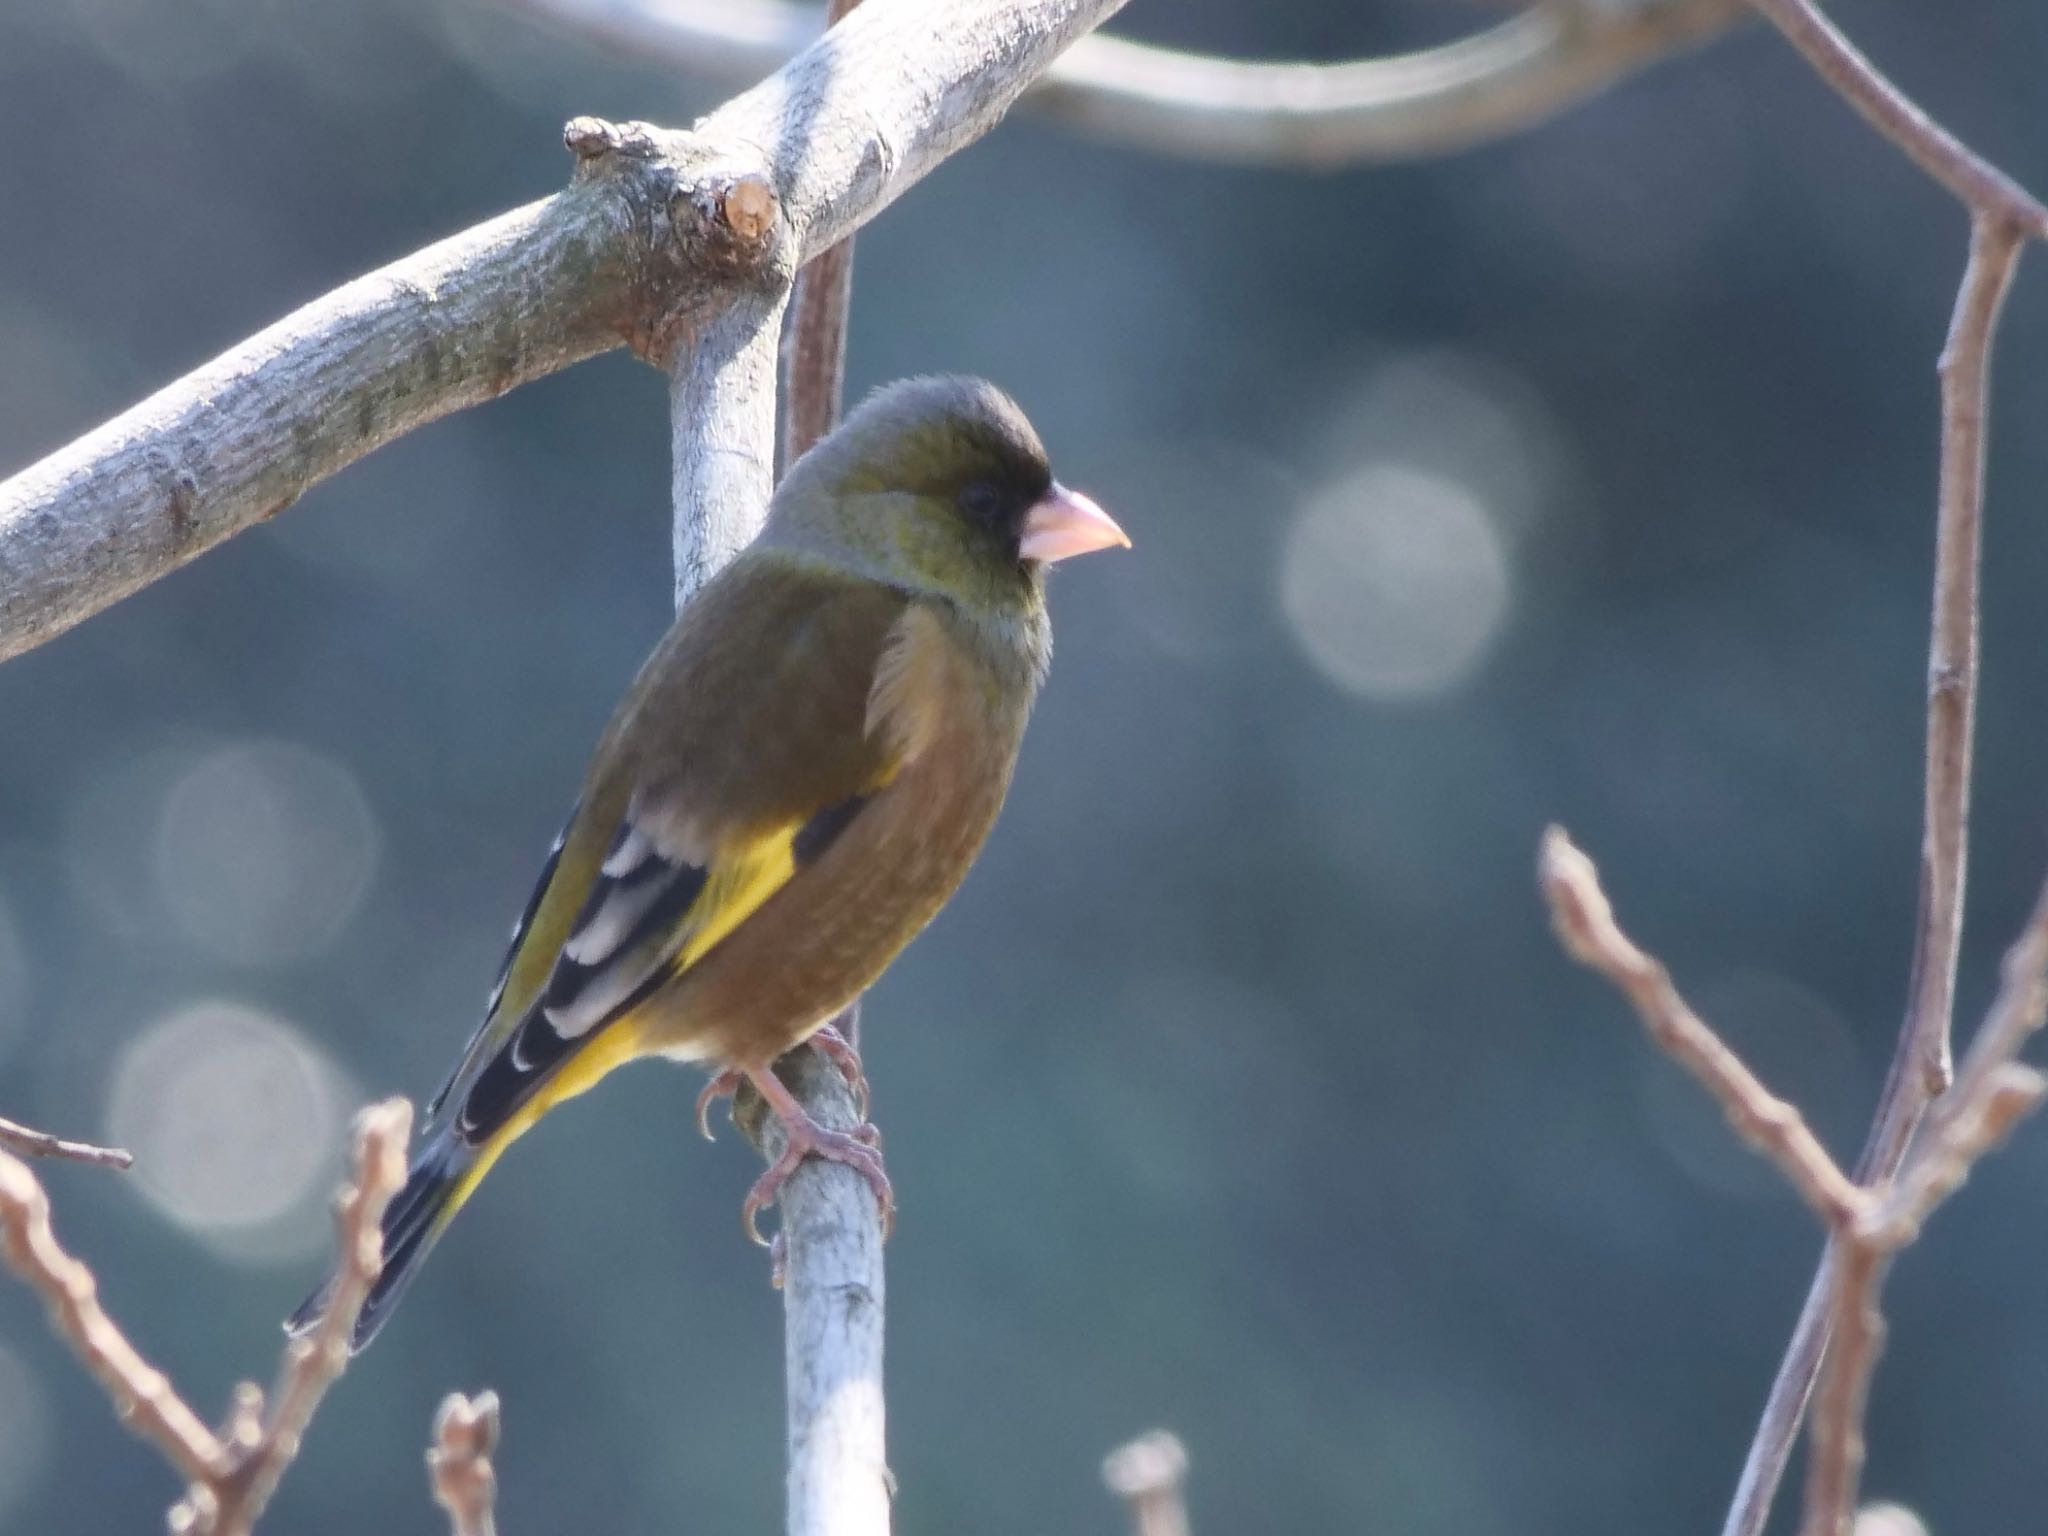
(740, 1063, 893, 1247)
(802, 1022, 873, 1119)
(695, 1021, 870, 1139)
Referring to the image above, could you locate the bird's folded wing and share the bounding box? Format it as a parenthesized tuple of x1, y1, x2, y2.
(423, 560, 915, 1146)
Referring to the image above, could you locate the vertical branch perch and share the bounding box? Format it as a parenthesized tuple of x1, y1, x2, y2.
(768, 5, 889, 1519)
(759, 1047, 891, 1536)
(663, 135, 890, 1535)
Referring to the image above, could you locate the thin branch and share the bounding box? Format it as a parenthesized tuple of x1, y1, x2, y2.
(183, 1098, 413, 1536)
(779, 237, 855, 469)
(0, 1095, 414, 1534)
(1714, 0, 2042, 1520)
(1739, 0, 2048, 239)
(1103, 1431, 1192, 1536)
(752, 1045, 891, 1536)
(775, 0, 864, 471)
(503, 0, 1747, 167)
(1543, 833, 2048, 1536)
(0, 0, 1130, 666)
(0, 1113, 132, 1170)
(429, 1392, 503, 1536)
(1539, 828, 1864, 1227)
(780, 229, 855, 472)
(0, 1153, 227, 1484)
(1797, 876, 2048, 1536)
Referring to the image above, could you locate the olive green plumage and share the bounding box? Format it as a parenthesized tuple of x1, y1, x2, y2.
(290, 376, 1122, 1349)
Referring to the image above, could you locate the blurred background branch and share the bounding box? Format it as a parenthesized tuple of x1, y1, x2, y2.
(776, 0, 865, 472)
(1103, 1430, 1192, 1536)
(1543, 832, 2048, 1536)
(428, 1391, 503, 1536)
(502, 0, 1748, 165)
(0, 1114, 132, 1170)
(0, 1099, 413, 1535)
(1691, 2, 2047, 1531)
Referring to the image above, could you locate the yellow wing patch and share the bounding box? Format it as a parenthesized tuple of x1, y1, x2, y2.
(675, 832, 800, 971)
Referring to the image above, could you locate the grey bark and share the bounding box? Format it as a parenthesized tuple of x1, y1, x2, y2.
(0, 0, 1130, 664)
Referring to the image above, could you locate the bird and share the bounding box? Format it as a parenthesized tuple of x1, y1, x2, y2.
(289, 375, 1129, 1350)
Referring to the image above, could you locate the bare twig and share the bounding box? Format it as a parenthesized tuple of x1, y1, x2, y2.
(1539, 828, 1863, 1227)
(0, 1113, 132, 1170)
(0, 1096, 413, 1533)
(1710, 1, 2043, 1527)
(776, 0, 864, 471)
(502, 0, 1746, 167)
(429, 1392, 503, 1536)
(1738, 0, 2048, 239)
(186, 1097, 412, 1536)
(0, 0, 1130, 665)
(0, 1153, 227, 1484)
(1543, 831, 2048, 1536)
(779, 236, 855, 469)
(1103, 1431, 1192, 1536)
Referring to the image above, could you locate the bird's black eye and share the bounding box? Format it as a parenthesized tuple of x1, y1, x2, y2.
(957, 481, 1005, 527)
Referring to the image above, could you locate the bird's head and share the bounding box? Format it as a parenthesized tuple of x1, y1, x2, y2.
(767, 376, 1129, 611)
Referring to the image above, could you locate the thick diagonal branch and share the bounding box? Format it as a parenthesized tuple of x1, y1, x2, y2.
(0, 0, 1129, 665)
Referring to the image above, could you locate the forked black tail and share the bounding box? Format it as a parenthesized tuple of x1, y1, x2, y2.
(286, 1129, 472, 1353)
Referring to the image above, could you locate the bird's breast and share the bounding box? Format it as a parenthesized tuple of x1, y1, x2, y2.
(646, 615, 1029, 1069)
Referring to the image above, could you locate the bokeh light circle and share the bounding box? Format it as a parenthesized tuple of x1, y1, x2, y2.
(151, 740, 380, 965)
(1281, 465, 1511, 700)
(106, 1000, 352, 1258)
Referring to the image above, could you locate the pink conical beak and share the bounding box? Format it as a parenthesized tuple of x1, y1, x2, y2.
(1019, 483, 1131, 564)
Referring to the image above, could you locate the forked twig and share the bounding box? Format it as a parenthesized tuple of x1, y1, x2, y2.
(1543, 830, 2048, 1536)
(1707, 2, 2043, 1530)
(0, 1095, 413, 1535)
(0, 1153, 225, 1483)
(190, 1098, 412, 1536)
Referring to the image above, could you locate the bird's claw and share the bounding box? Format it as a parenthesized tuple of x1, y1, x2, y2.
(695, 1069, 744, 1140)
(740, 1109, 894, 1248)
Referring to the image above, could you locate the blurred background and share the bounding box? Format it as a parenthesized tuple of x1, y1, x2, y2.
(3, 0, 2047, 1531)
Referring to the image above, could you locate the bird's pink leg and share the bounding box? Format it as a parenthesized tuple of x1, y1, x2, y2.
(740, 1063, 893, 1246)
(695, 1020, 870, 1139)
